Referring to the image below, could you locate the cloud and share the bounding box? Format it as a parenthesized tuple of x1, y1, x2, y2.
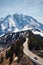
(0, 0, 43, 23)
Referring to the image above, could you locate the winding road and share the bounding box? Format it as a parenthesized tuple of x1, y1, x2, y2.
(23, 38, 43, 65)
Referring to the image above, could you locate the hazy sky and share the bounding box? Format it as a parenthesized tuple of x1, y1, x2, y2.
(0, 0, 43, 24)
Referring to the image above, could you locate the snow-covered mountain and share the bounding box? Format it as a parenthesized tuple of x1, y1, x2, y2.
(0, 13, 43, 37)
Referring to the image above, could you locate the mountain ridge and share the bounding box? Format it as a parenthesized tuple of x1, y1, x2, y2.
(0, 13, 43, 37)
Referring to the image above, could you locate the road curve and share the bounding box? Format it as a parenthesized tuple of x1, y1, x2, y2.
(23, 38, 43, 65)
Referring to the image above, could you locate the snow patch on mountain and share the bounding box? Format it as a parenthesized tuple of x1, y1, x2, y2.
(8, 17, 16, 27)
(1, 24, 6, 31)
(23, 25, 33, 30)
(32, 30, 43, 37)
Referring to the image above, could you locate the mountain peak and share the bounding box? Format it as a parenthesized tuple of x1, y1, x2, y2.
(0, 13, 43, 37)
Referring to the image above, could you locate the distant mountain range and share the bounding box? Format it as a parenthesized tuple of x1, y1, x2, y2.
(0, 13, 43, 37)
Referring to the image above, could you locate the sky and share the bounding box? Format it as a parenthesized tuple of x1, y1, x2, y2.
(0, 0, 43, 24)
